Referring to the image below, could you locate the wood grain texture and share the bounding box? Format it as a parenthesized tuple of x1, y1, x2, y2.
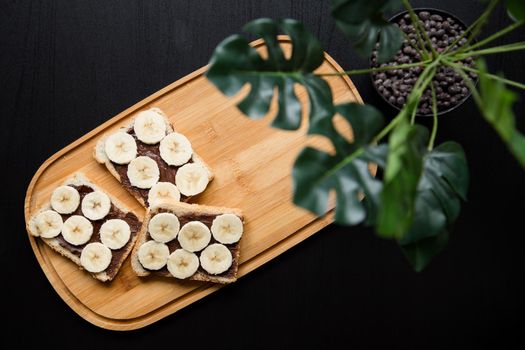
(24, 37, 362, 330)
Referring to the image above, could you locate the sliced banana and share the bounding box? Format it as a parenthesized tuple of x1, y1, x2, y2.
(148, 212, 180, 243)
(148, 182, 181, 206)
(167, 249, 199, 279)
(199, 243, 232, 275)
(175, 163, 209, 197)
(104, 131, 137, 164)
(133, 110, 166, 144)
(159, 132, 193, 166)
(211, 214, 243, 244)
(138, 240, 170, 270)
(34, 210, 63, 238)
(80, 242, 112, 273)
(177, 221, 211, 252)
(61, 215, 93, 246)
(81, 191, 111, 220)
(100, 219, 131, 250)
(51, 186, 80, 214)
(127, 156, 160, 189)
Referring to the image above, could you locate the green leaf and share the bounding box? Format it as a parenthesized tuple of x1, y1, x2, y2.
(477, 59, 525, 168)
(331, 0, 404, 63)
(377, 120, 428, 239)
(400, 142, 469, 245)
(506, 0, 525, 22)
(292, 103, 386, 225)
(399, 141, 469, 272)
(400, 229, 450, 272)
(206, 18, 334, 131)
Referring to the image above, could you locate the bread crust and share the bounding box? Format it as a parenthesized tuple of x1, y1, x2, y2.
(93, 108, 214, 207)
(27, 173, 142, 282)
(131, 200, 243, 284)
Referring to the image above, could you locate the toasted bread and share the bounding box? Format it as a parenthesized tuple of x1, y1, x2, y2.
(27, 173, 142, 282)
(93, 108, 213, 207)
(131, 200, 243, 284)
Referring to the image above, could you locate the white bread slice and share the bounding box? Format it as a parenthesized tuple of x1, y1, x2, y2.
(131, 200, 243, 284)
(93, 108, 213, 207)
(27, 173, 142, 282)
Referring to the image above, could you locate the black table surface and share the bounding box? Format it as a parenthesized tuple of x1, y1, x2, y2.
(2, 0, 524, 347)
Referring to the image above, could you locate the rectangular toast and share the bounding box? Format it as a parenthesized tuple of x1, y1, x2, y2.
(93, 108, 213, 208)
(131, 201, 244, 284)
(27, 173, 142, 282)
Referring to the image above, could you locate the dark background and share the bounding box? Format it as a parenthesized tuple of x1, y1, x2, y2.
(2, 0, 524, 347)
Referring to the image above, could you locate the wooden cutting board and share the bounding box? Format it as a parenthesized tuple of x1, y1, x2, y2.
(24, 37, 362, 330)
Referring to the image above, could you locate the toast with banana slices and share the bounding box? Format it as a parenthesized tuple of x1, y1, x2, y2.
(27, 173, 142, 282)
(131, 201, 244, 284)
(93, 108, 213, 208)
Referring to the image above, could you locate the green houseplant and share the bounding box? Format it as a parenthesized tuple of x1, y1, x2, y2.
(205, 0, 525, 271)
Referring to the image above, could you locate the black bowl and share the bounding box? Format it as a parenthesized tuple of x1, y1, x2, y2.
(371, 8, 475, 117)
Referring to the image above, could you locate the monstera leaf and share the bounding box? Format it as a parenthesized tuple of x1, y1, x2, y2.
(377, 120, 429, 239)
(477, 59, 525, 168)
(400, 142, 469, 271)
(506, 0, 525, 21)
(292, 103, 386, 225)
(331, 0, 404, 63)
(400, 230, 450, 272)
(206, 18, 334, 131)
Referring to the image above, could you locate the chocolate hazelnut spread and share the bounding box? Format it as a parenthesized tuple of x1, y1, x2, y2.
(54, 185, 141, 277)
(145, 209, 239, 280)
(112, 130, 191, 205)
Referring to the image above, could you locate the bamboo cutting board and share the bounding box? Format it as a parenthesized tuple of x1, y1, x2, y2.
(24, 37, 362, 330)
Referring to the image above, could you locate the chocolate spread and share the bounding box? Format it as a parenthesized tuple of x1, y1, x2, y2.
(112, 130, 191, 205)
(145, 209, 239, 280)
(54, 185, 141, 277)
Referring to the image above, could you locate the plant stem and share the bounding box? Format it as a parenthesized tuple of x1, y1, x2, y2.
(402, 0, 436, 58)
(405, 60, 439, 123)
(373, 114, 403, 144)
(444, 61, 483, 106)
(441, 3, 493, 55)
(409, 105, 418, 124)
(459, 0, 500, 51)
(317, 60, 431, 77)
(448, 63, 525, 90)
(374, 59, 440, 143)
(466, 21, 524, 52)
(321, 148, 365, 180)
(428, 84, 438, 151)
(453, 42, 525, 59)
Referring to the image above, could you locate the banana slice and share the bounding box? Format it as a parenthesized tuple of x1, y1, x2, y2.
(34, 210, 63, 238)
(133, 110, 166, 144)
(159, 132, 193, 166)
(127, 156, 160, 189)
(104, 131, 137, 164)
(100, 219, 131, 250)
(199, 243, 232, 275)
(175, 163, 210, 197)
(177, 221, 211, 252)
(211, 214, 243, 244)
(61, 215, 93, 246)
(81, 191, 111, 220)
(51, 186, 80, 214)
(167, 249, 199, 279)
(148, 212, 180, 243)
(80, 242, 112, 273)
(138, 240, 169, 270)
(148, 182, 181, 206)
